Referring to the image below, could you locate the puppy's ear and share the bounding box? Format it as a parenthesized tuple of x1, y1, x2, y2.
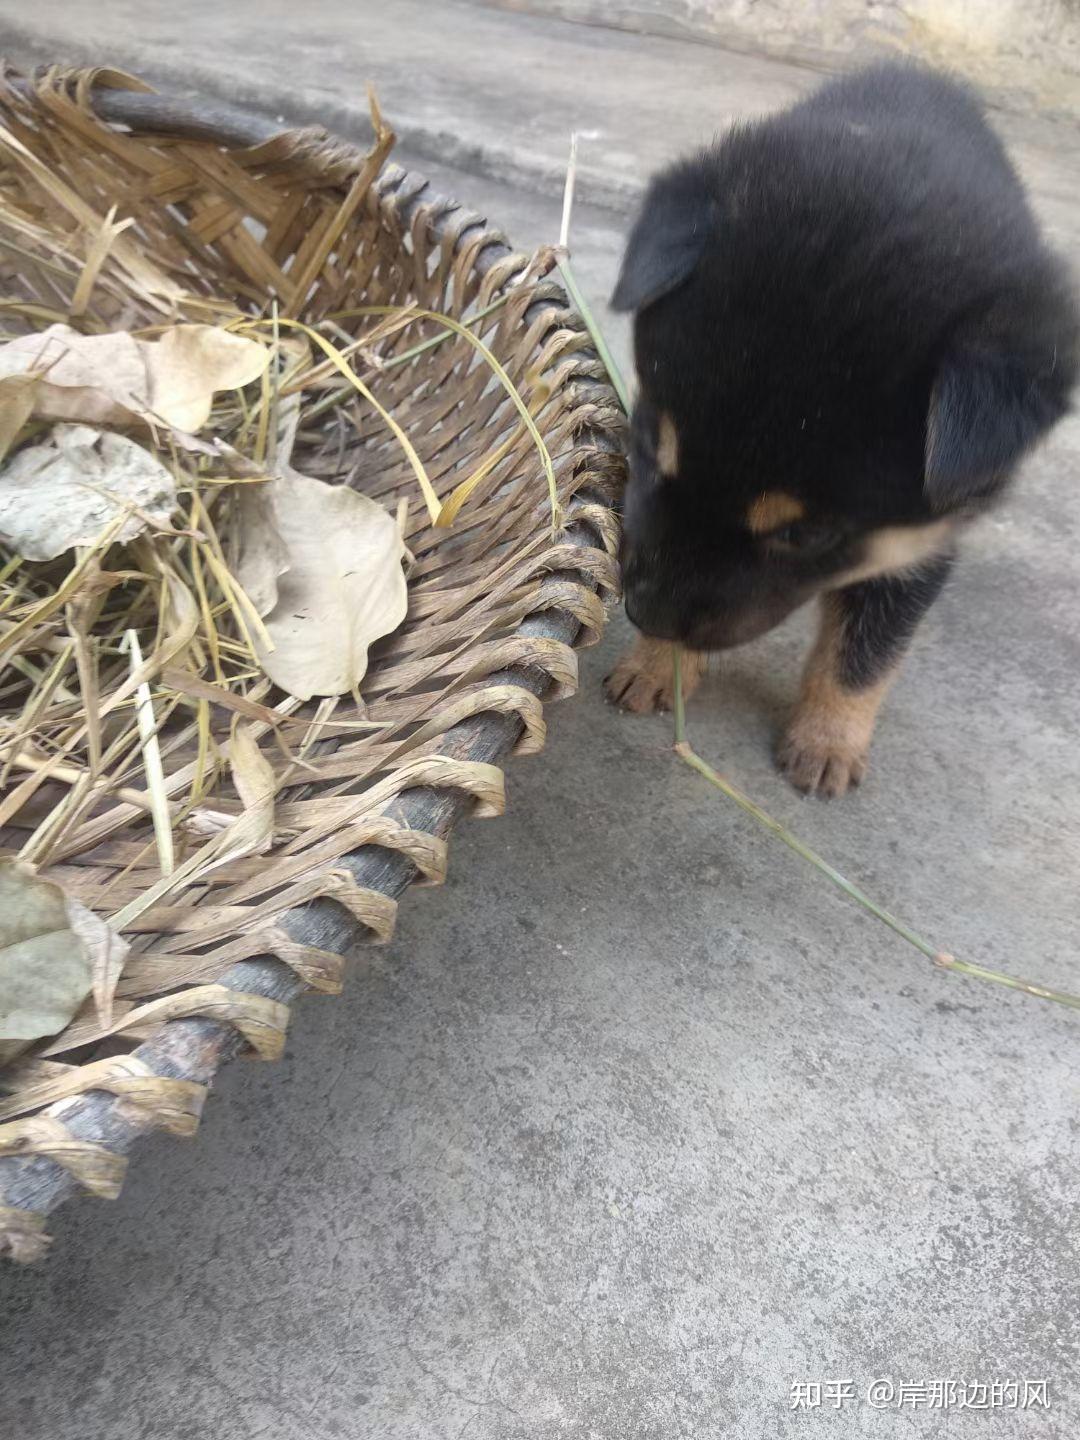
(925, 328, 1075, 512)
(611, 166, 714, 314)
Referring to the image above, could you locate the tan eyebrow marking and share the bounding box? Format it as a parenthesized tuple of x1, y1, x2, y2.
(746, 491, 805, 534)
(656, 412, 679, 476)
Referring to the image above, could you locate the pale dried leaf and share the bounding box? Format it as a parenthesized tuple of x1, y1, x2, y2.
(0, 861, 104, 1063)
(0, 374, 39, 465)
(0, 322, 270, 434)
(0, 325, 144, 425)
(0, 423, 177, 560)
(67, 894, 130, 1031)
(180, 806, 235, 840)
(241, 468, 408, 699)
(228, 724, 276, 854)
(233, 482, 289, 618)
(143, 325, 271, 431)
(188, 724, 277, 880)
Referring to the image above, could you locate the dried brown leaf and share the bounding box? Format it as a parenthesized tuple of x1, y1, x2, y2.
(0, 374, 39, 465)
(228, 724, 276, 853)
(0, 423, 177, 560)
(143, 325, 271, 431)
(69, 897, 130, 1031)
(0, 323, 269, 434)
(0, 326, 143, 425)
(184, 725, 277, 882)
(0, 860, 128, 1063)
(232, 482, 289, 618)
(236, 469, 408, 700)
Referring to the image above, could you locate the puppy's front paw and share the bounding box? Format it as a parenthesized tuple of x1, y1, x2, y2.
(777, 725, 869, 798)
(604, 638, 703, 715)
(604, 644, 677, 713)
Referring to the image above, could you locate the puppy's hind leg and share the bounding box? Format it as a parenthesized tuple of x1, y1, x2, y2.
(604, 636, 707, 714)
(779, 556, 953, 797)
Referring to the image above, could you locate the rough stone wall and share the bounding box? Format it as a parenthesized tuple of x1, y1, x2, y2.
(480, 0, 1080, 118)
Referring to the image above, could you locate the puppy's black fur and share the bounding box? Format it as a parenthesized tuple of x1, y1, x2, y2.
(606, 62, 1078, 795)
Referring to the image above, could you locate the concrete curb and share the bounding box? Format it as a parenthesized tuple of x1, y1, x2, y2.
(3, 16, 643, 214)
(4, 2, 1077, 235)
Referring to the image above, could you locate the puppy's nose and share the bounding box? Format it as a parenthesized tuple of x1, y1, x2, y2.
(623, 573, 680, 640)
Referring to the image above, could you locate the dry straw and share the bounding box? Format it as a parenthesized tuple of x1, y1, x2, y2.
(0, 67, 624, 1259)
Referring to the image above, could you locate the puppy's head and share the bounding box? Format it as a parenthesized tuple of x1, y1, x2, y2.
(611, 126, 1077, 651)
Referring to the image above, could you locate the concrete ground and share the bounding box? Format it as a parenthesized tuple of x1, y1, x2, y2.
(3, 4, 1079, 1437)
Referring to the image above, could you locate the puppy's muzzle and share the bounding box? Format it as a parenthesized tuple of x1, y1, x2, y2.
(623, 552, 804, 650)
(683, 601, 799, 650)
(621, 560, 681, 641)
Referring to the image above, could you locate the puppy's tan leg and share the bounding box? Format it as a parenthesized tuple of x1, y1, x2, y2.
(604, 637, 706, 714)
(778, 596, 896, 798)
(779, 553, 954, 796)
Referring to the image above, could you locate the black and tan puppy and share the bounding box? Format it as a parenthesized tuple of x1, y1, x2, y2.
(605, 62, 1078, 796)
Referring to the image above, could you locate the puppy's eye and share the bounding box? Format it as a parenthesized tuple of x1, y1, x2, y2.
(769, 521, 840, 554)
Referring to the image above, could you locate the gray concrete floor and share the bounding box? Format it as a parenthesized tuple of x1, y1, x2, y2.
(3, 4, 1080, 1437)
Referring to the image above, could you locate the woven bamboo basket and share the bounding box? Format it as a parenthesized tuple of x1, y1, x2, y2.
(0, 67, 624, 1260)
